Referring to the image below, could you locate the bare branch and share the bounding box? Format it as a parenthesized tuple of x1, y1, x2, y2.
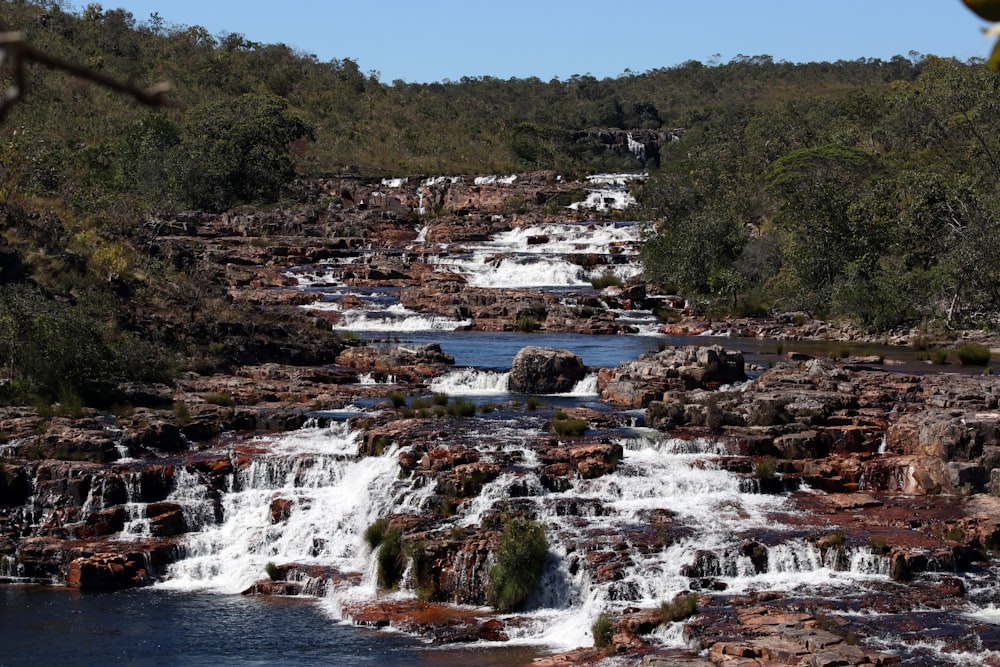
(0, 30, 181, 123)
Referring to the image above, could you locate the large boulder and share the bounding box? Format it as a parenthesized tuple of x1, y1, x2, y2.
(509, 346, 586, 394)
(602, 345, 746, 408)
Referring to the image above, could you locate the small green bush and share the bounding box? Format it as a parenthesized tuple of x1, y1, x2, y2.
(552, 417, 588, 436)
(590, 273, 623, 289)
(364, 518, 388, 549)
(754, 457, 777, 481)
(410, 397, 432, 410)
(943, 527, 965, 542)
(370, 435, 392, 456)
(661, 593, 698, 623)
(265, 561, 280, 581)
(478, 403, 495, 414)
(204, 392, 235, 407)
(957, 344, 991, 366)
(173, 400, 191, 427)
(376, 526, 405, 590)
(488, 518, 549, 612)
(592, 613, 614, 650)
(869, 536, 889, 555)
(526, 396, 540, 411)
(388, 391, 407, 408)
(432, 392, 449, 406)
(407, 541, 435, 601)
(516, 316, 538, 332)
(931, 349, 949, 365)
(447, 398, 476, 417)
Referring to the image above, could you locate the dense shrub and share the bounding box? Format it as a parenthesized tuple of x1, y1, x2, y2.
(364, 518, 388, 549)
(552, 417, 588, 436)
(753, 457, 777, 481)
(204, 392, 235, 407)
(388, 391, 407, 408)
(447, 397, 476, 417)
(592, 613, 614, 649)
(660, 593, 698, 623)
(590, 273, 623, 289)
(957, 344, 991, 366)
(488, 518, 549, 612)
(376, 526, 405, 590)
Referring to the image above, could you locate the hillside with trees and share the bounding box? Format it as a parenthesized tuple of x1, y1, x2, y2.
(0, 0, 997, 409)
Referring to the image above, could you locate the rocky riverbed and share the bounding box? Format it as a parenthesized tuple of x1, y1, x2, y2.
(2, 172, 1000, 666)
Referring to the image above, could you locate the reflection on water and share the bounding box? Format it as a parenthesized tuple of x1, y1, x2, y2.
(0, 586, 541, 667)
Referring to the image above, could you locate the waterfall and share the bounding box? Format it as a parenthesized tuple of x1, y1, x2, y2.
(147, 412, 903, 651)
(428, 368, 511, 395)
(158, 423, 435, 595)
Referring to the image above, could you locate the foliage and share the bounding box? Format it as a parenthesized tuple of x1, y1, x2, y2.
(592, 613, 614, 650)
(590, 273, 623, 289)
(488, 517, 549, 612)
(0, 283, 169, 405)
(364, 518, 388, 549)
(173, 401, 191, 427)
(660, 593, 698, 623)
(957, 343, 992, 365)
(552, 416, 589, 437)
(168, 94, 313, 211)
(264, 561, 280, 581)
(516, 316, 538, 332)
(204, 392, 235, 407)
(376, 526, 405, 590)
(753, 457, 778, 481)
(446, 397, 476, 418)
(640, 56, 1000, 332)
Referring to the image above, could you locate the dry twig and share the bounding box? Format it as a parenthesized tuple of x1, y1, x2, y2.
(0, 29, 180, 123)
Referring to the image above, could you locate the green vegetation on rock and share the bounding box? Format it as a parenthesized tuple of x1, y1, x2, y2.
(488, 517, 549, 612)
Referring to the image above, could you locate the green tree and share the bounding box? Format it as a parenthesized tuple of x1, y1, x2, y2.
(169, 94, 313, 211)
(117, 114, 180, 205)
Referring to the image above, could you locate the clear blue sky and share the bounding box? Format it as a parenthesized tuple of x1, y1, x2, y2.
(70, 1, 992, 83)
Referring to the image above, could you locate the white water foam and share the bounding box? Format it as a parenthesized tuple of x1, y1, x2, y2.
(331, 303, 471, 332)
(158, 423, 434, 596)
(433, 254, 592, 288)
(550, 373, 599, 397)
(154, 410, 894, 652)
(428, 368, 511, 395)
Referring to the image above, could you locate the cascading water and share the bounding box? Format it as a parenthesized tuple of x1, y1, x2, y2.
(157, 422, 440, 596)
(428, 368, 512, 395)
(293, 220, 646, 331)
(149, 415, 898, 653)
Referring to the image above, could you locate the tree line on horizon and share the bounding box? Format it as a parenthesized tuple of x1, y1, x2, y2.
(0, 0, 996, 408)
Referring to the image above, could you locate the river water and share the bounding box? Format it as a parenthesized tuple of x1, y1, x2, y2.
(4, 212, 999, 665)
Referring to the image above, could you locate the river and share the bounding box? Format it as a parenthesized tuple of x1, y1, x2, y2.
(3, 214, 998, 666)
